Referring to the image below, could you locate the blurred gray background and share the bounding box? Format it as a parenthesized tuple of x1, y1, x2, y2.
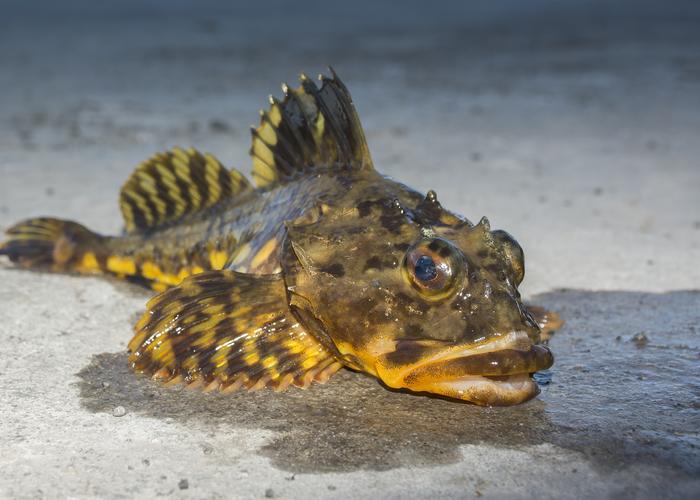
(1, 1, 698, 499)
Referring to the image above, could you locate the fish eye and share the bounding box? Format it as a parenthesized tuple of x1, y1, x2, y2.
(414, 255, 438, 282)
(403, 238, 464, 299)
(491, 229, 525, 285)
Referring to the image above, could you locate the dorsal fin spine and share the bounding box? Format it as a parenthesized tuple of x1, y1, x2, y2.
(251, 131, 277, 169)
(250, 70, 374, 188)
(257, 113, 278, 145)
(254, 127, 295, 178)
(324, 71, 372, 167)
(267, 98, 306, 169)
(265, 103, 304, 166)
(298, 79, 335, 161)
(284, 91, 317, 162)
(301, 78, 348, 161)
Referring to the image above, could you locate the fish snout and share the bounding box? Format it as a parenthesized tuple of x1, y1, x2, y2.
(375, 332, 554, 406)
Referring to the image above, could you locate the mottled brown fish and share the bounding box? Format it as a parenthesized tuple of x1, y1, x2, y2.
(0, 70, 562, 406)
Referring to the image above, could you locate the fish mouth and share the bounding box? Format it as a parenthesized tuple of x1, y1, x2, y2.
(377, 331, 554, 406)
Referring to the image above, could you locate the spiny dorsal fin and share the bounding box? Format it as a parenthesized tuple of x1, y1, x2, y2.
(251, 69, 374, 187)
(128, 271, 342, 392)
(120, 147, 252, 233)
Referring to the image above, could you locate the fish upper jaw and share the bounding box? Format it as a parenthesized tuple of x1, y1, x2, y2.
(374, 331, 554, 406)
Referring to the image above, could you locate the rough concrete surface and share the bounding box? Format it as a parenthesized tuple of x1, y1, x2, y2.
(1, 1, 699, 498)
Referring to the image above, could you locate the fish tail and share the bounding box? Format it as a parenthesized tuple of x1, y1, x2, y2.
(0, 217, 108, 274)
(0, 217, 201, 290)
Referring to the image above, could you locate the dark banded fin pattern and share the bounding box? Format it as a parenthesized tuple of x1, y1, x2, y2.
(251, 69, 374, 187)
(0, 217, 104, 272)
(120, 147, 252, 233)
(128, 271, 342, 392)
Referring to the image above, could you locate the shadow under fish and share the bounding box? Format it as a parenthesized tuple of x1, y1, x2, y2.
(76, 289, 700, 477)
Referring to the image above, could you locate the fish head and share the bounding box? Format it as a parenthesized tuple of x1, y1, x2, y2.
(282, 186, 553, 406)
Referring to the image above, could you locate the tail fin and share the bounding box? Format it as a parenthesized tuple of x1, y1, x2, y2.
(0, 217, 105, 272)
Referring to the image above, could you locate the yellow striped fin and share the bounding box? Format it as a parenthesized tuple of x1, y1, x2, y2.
(251, 69, 374, 188)
(119, 147, 252, 233)
(128, 271, 342, 392)
(0, 217, 104, 271)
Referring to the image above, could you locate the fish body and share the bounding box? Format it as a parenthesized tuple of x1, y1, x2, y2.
(0, 70, 559, 406)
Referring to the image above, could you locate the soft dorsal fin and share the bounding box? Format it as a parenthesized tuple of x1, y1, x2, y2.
(251, 69, 374, 187)
(128, 271, 342, 392)
(120, 147, 251, 233)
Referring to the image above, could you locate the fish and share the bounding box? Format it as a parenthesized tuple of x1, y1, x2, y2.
(0, 69, 562, 406)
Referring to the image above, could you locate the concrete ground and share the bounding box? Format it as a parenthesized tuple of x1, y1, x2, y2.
(1, 1, 699, 498)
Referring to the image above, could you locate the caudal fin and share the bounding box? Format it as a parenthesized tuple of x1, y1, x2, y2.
(0, 217, 104, 272)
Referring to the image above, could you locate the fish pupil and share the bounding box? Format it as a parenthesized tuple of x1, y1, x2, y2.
(414, 255, 438, 282)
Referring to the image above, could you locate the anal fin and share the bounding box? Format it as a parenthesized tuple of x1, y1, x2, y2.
(128, 271, 342, 392)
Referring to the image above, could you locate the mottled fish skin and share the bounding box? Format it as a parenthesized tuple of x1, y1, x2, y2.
(0, 70, 558, 406)
(280, 170, 554, 405)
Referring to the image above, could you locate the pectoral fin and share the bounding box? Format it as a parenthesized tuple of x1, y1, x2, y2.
(128, 270, 342, 392)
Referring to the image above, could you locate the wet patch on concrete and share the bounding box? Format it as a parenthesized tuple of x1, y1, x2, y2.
(76, 290, 700, 475)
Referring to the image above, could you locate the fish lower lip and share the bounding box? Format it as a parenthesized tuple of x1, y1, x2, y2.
(432, 373, 541, 406)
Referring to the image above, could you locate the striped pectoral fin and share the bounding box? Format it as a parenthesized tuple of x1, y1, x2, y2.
(120, 147, 253, 233)
(128, 270, 342, 392)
